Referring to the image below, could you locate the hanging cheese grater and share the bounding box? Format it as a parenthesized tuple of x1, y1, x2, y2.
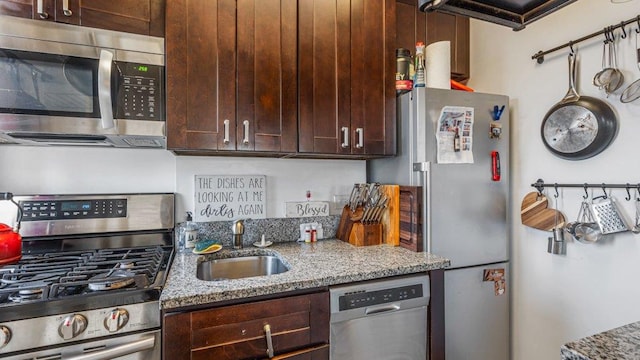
(590, 196, 629, 234)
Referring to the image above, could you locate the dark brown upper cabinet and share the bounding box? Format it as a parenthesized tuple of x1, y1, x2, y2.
(396, 0, 470, 82)
(166, 0, 297, 155)
(298, 0, 396, 157)
(0, 0, 164, 36)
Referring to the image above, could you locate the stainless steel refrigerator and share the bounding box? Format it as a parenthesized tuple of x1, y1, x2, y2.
(367, 87, 510, 360)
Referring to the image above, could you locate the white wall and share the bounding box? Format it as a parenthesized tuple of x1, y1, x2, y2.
(468, 1, 640, 359)
(0, 145, 365, 223)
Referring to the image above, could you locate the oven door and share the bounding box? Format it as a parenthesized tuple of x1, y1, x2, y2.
(2, 330, 160, 360)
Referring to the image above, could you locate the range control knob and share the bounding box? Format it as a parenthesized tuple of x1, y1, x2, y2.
(58, 314, 87, 340)
(0, 325, 11, 349)
(104, 308, 129, 332)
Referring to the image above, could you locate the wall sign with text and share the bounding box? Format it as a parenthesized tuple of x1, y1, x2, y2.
(194, 175, 266, 221)
(285, 201, 330, 218)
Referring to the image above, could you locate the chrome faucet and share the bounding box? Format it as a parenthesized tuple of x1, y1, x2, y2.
(232, 219, 245, 249)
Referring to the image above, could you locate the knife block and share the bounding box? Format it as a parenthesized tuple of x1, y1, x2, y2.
(348, 222, 383, 247)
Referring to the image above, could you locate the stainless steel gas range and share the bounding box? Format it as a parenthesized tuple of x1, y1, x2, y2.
(0, 193, 174, 360)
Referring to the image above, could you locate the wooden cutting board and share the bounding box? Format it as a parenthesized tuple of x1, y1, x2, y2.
(520, 192, 566, 231)
(381, 185, 400, 246)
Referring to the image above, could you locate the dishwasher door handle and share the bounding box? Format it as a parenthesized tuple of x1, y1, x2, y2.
(364, 304, 400, 316)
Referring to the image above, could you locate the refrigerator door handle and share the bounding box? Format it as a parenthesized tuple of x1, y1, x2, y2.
(413, 162, 431, 253)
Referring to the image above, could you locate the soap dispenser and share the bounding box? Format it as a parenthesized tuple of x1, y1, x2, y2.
(180, 211, 198, 250)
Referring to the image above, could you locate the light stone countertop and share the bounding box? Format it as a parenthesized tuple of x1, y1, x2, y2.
(160, 239, 450, 310)
(561, 322, 640, 360)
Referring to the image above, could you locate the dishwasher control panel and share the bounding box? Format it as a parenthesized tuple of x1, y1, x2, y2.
(338, 284, 424, 311)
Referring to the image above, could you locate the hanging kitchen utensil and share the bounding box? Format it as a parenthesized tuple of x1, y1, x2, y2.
(632, 190, 640, 234)
(603, 35, 624, 96)
(0, 192, 23, 265)
(541, 52, 618, 160)
(547, 194, 566, 255)
(620, 30, 640, 103)
(593, 40, 610, 89)
(573, 199, 603, 244)
(520, 192, 565, 231)
(590, 195, 629, 234)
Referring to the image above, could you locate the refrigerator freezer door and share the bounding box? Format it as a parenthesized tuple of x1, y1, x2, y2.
(445, 263, 510, 360)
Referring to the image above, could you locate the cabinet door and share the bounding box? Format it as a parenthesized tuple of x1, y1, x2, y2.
(350, 0, 396, 156)
(0, 0, 33, 18)
(79, 0, 165, 37)
(166, 0, 237, 151)
(395, 0, 470, 82)
(0, 0, 162, 36)
(236, 0, 297, 153)
(270, 344, 330, 359)
(298, 0, 350, 154)
(299, 0, 395, 157)
(426, 12, 469, 82)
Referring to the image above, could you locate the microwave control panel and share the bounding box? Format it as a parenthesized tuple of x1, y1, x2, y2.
(20, 199, 127, 221)
(116, 62, 164, 121)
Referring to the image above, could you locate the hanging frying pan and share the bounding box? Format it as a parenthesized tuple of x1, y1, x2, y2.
(541, 53, 618, 160)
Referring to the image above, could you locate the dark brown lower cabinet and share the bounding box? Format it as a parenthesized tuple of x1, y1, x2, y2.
(163, 292, 329, 360)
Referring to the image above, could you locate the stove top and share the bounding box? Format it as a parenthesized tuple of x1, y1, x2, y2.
(0, 246, 169, 305)
(0, 193, 175, 322)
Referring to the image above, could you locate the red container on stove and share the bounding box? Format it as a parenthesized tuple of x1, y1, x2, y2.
(0, 193, 23, 265)
(0, 223, 21, 265)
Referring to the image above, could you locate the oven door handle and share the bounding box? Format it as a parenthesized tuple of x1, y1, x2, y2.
(64, 335, 155, 360)
(98, 49, 116, 130)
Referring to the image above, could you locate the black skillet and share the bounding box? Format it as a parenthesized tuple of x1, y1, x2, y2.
(541, 53, 618, 160)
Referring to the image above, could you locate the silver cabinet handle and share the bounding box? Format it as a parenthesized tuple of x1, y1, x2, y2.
(341, 127, 349, 148)
(98, 50, 115, 130)
(242, 120, 250, 145)
(223, 119, 230, 144)
(37, 0, 49, 19)
(355, 128, 364, 149)
(65, 335, 155, 360)
(264, 324, 274, 358)
(62, 0, 72, 16)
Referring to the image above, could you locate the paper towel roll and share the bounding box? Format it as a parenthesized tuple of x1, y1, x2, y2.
(425, 41, 451, 89)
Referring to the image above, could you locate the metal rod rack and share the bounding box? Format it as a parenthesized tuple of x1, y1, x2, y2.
(531, 14, 640, 64)
(532, 179, 640, 199)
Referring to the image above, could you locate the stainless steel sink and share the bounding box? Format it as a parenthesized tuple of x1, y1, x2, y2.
(196, 255, 289, 281)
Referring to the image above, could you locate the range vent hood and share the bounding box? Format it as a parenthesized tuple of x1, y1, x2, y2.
(418, 0, 577, 31)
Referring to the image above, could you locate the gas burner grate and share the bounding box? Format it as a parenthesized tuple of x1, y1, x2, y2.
(0, 246, 168, 305)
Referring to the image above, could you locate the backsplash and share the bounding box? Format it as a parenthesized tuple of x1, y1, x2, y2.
(183, 216, 340, 248)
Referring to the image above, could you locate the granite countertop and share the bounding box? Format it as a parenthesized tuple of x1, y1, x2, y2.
(160, 239, 450, 310)
(561, 322, 640, 360)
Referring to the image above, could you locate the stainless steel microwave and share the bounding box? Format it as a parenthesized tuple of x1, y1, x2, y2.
(0, 16, 166, 148)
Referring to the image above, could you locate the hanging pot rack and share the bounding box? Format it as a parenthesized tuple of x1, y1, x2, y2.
(531, 14, 640, 64)
(532, 179, 640, 200)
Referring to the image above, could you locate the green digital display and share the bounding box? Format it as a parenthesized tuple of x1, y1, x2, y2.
(137, 65, 148, 72)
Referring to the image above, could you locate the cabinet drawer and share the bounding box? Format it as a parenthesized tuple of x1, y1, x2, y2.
(270, 344, 330, 360)
(164, 292, 329, 360)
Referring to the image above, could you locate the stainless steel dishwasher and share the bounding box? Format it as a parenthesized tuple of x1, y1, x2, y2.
(330, 274, 430, 360)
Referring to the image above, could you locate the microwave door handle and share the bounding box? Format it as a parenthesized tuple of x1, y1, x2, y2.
(98, 49, 115, 130)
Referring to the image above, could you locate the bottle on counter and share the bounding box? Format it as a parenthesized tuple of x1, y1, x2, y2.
(454, 127, 461, 152)
(304, 225, 311, 243)
(182, 211, 198, 249)
(310, 225, 317, 242)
